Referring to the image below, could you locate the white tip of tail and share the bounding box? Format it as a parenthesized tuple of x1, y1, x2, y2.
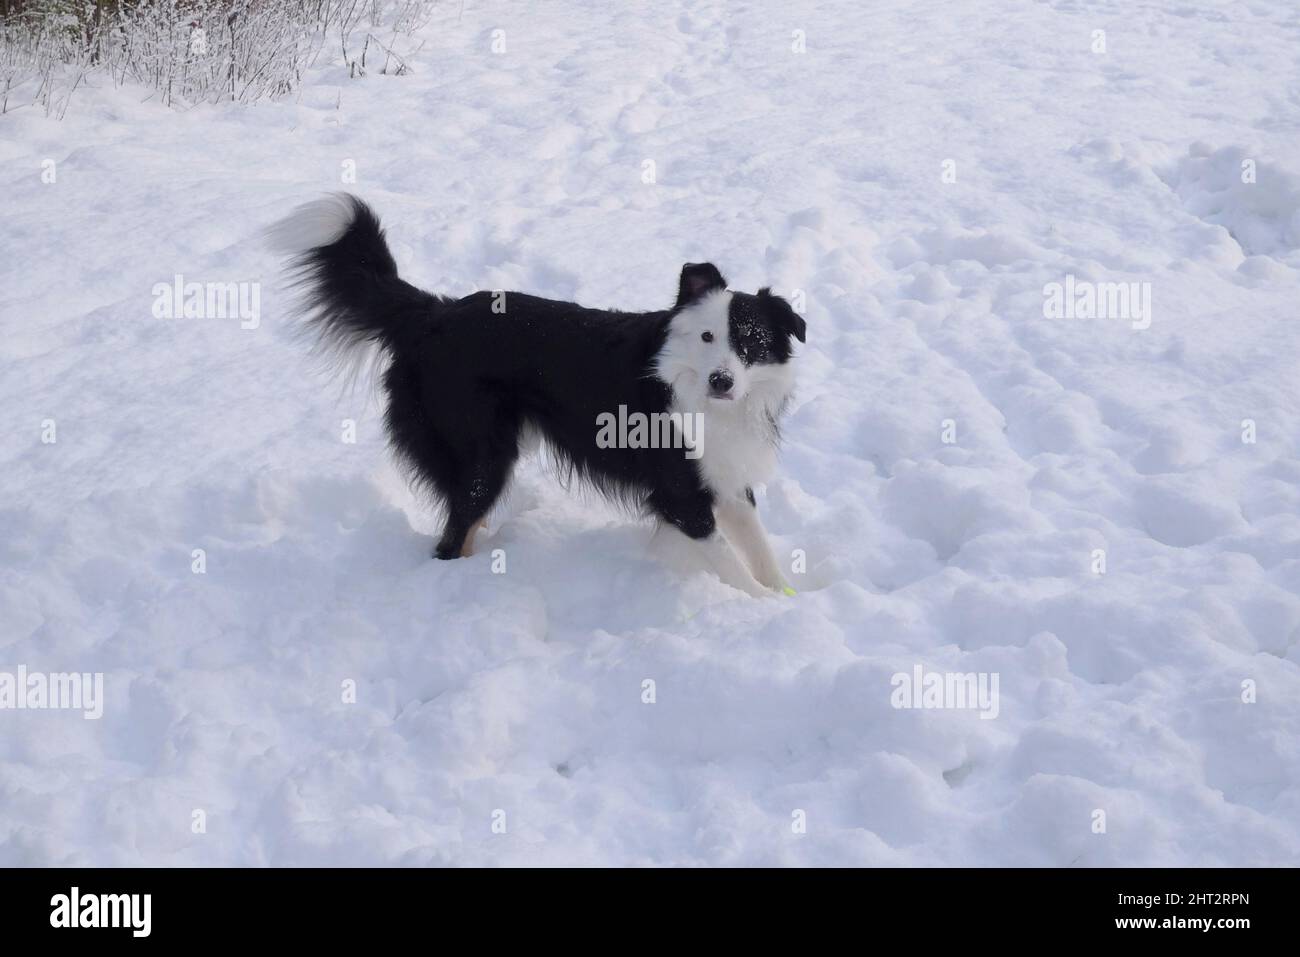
(265, 193, 359, 255)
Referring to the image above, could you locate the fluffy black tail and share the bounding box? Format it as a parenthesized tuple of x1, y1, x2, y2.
(267, 193, 436, 359)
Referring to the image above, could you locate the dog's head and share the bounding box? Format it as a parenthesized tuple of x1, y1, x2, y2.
(655, 263, 805, 411)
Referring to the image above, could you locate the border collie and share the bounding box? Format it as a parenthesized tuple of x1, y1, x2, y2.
(268, 195, 805, 596)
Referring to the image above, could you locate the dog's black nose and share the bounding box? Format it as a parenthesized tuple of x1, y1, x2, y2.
(708, 370, 734, 395)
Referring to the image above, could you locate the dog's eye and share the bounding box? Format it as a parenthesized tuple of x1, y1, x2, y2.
(701, 331, 714, 342)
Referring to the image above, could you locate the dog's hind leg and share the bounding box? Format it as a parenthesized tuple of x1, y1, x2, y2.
(392, 375, 520, 560)
(433, 406, 521, 560)
(460, 518, 488, 557)
(434, 457, 513, 560)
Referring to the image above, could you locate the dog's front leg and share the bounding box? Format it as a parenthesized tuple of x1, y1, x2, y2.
(653, 492, 769, 597)
(715, 492, 788, 592)
(689, 528, 771, 598)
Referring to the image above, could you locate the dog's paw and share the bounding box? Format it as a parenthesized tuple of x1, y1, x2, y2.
(745, 579, 792, 599)
(754, 572, 792, 594)
(727, 576, 775, 599)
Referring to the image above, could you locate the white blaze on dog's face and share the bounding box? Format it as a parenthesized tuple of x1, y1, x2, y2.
(654, 263, 806, 414)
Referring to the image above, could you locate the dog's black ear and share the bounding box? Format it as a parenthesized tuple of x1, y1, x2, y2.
(675, 262, 727, 308)
(759, 288, 806, 343)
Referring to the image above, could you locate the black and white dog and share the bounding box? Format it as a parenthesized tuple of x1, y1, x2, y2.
(269, 195, 805, 596)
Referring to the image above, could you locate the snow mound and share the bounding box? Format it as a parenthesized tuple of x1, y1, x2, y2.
(1158, 143, 1300, 258)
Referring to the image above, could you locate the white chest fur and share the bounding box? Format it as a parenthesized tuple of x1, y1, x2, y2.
(691, 401, 779, 500)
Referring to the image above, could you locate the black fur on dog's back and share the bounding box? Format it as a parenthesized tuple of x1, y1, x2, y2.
(271, 195, 714, 559)
(383, 292, 687, 513)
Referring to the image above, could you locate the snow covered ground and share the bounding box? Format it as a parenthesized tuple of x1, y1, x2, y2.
(2, 0, 1300, 866)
